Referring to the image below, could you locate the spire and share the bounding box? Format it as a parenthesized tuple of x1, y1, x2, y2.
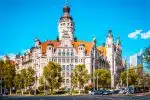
(107, 28, 113, 38)
(116, 36, 121, 45)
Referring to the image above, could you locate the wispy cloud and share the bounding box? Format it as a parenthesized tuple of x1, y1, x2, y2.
(128, 30, 142, 39)
(21, 49, 30, 54)
(128, 30, 150, 39)
(0, 53, 16, 60)
(141, 30, 150, 39)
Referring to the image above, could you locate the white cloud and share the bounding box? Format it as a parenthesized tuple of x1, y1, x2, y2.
(8, 53, 16, 60)
(0, 53, 16, 60)
(128, 30, 142, 39)
(141, 30, 150, 39)
(128, 30, 150, 39)
(21, 49, 30, 54)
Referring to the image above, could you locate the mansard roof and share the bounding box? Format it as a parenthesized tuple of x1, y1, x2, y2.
(40, 40, 94, 56)
(97, 46, 106, 57)
(40, 40, 61, 55)
(72, 41, 94, 55)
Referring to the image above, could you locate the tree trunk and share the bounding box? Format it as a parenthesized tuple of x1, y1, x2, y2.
(22, 89, 24, 95)
(10, 87, 11, 95)
(79, 85, 81, 94)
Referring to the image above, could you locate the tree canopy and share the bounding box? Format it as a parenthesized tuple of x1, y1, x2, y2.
(94, 69, 111, 88)
(42, 62, 62, 94)
(72, 64, 91, 94)
(120, 68, 139, 86)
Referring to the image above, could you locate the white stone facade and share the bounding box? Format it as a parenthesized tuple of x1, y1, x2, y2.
(14, 4, 123, 89)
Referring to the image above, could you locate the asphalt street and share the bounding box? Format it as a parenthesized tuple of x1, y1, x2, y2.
(1, 95, 150, 100)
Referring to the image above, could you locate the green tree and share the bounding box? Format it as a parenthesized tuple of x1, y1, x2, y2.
(120, 68, 139, 86)
(94, 69, 111, 89)
(143, 45, 150, 63)
(14, 73, 22, 93)
(26, 67, 35, 94)
(143, 45, 150, 73)
(72, 64, 91, 94)
(43, 62, 62, 94)
(3, 60, 16, 95)
(0, 60, 4, 94)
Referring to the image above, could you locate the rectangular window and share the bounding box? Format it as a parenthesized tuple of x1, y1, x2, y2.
(62, 59, 65, 63)
(75, 57, 78, 63)
(58, 58, 61, 63)
(71, 58, 74, 63)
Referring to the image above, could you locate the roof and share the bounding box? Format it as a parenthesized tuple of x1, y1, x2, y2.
(72, 41, 94, 55)
(97, 46, 106, 57)
(39, 40, 94, 56)
(40, 40, 61, 56)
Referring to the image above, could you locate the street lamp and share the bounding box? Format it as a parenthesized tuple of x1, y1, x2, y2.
(44, 75, 46, 95)
(125, 57, 129, 88)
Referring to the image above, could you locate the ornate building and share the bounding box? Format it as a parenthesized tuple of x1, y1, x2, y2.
(14, 4, 124, 89)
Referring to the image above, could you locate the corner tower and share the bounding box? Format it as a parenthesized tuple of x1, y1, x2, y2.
(105, 29, 115, 88)
(58, 2, 75, 41)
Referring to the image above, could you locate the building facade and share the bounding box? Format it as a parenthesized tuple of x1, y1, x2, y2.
(14, 4, 124, 89)
(129, 51, 143, 67)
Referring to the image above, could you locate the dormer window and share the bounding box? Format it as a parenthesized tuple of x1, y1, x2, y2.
(49, 47, 51, 50)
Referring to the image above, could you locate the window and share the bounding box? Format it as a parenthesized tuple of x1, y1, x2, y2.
(62, 49, 65, 56)
(66, 65, 69, 70)
(67, 23, 69, 25)
(49, 47, 51, 50)
(62, 73, 65, 77)
(62, 59, 65, 63)
(63, 23, 65, 25)
(67, 52, 69, 56)
(71, 51, 74, 56)
(66, 79, 69, 83)
(71, 58, 74, 63)
(58, 50, 61, 56)
(81, 59, 83, 62)
(75, 58, 78, 63)
(66, 59, 69, 63)
(71, 65, 74, 70)
(66, 72, 70, 77)
(62, 65, 65, 70)
(58, 58, 61, 63)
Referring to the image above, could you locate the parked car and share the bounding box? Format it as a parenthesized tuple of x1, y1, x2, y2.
(94, 90, 104, 95)
(119, 88, 126, 94)
(113, 89, 120, 94)
(89, 90, 95, 95)
(103, 90, 112, 95)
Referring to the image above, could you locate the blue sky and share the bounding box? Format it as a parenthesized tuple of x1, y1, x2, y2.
(0, 0, 150, 59)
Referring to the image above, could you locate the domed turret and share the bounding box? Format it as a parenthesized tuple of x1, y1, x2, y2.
(58, 3, 75, 41)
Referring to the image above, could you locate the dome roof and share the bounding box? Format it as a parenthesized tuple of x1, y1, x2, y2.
(59, 5, 73, 21)
(63, 5, 70, 13)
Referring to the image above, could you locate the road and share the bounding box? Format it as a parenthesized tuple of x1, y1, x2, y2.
(1, 95, 150, 100)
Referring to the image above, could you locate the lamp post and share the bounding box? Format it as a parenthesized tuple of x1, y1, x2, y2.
(44, 75, 46, 95)
(96, 73, 98, 90)
(34, 65, 37, 95)
(126, 57, 129, 88)
(0, 65, 2, 94)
